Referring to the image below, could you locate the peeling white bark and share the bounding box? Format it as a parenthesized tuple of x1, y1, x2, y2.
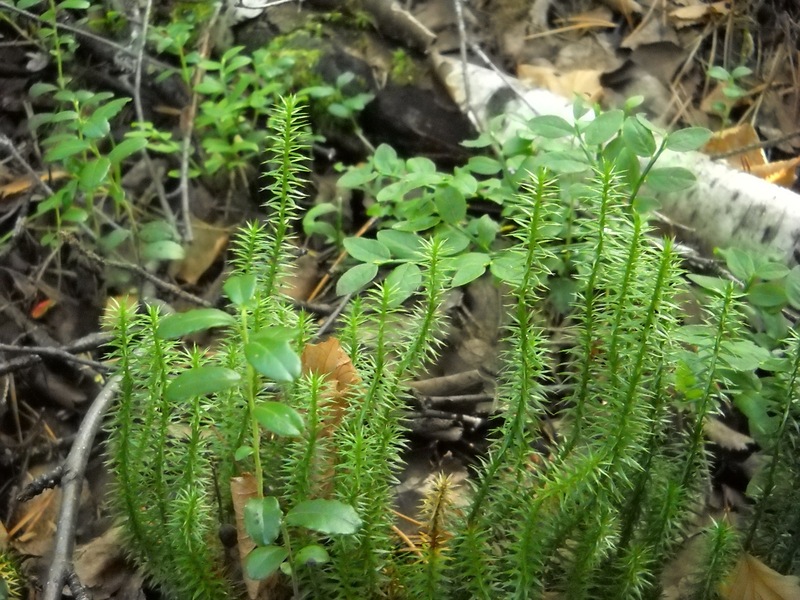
(433, 54, 800, 266)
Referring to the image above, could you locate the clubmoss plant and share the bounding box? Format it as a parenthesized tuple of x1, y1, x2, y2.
(106, 94, 800, 598)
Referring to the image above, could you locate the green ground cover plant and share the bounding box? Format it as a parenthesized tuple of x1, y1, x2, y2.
(2, 0, 369, 253)
(105, 93, 800, 598)
(3, 1, 798, 596)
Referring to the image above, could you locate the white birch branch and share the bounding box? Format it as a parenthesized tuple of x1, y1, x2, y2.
(432, 54, 800, 266)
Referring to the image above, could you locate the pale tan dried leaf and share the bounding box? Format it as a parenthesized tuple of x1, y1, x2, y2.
(301, 337, 361, 399)
(280, 254, 321, 302)
(300, 338, 362, 494)
(670, 1, 730, 27)
(0, 170, 69, 200)
(752, 157, 800, 188)
(72, 526, 143, 599)
(720, 554, 800, 600)
(516, 64, 603, 103)
(704, 123, 767, 169)
(597, 0, 642, 16)
(8, 466, 83, 557)
(704, 418, 754, 452)
(231, 474, 261, 600)
(704, 125, 800, 187)
(168, 218, 230, 285)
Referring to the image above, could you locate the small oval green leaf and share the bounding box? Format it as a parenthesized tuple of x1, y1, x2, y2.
(224, 273, 257, 307)
(108, 137, 148, 163)
(466, 156, 502, 175)
(747, 281, 787, 310)
(336, 263, 379, 296)
(244, 496, 282, 546)
(435, 185, 467, 224)
(376, 230, 423, 259)
(527, 115, 574, 138)
(44, 138, 92, 162)
(165, 366, 241, 401)
(295, 544, 330, 567)
(343, 238, 391, 263)
(245, 333, 301, 382)
(450, 253, 490, 287)
(234, 445, 254, 460)
(622, 116, 656, 157)
(156, 308, 235, 339)
(664, 127, 712, 152)
(78, 157, 111, 192)
(141, 240, 185, 261)
(253, 401, 305, 437)
(645, 167, 696, 193)
(384, 262, 422, 306)
(285, 499, 362, 534)
(245, 545, 288, 581)
(582, 109, 623, 146)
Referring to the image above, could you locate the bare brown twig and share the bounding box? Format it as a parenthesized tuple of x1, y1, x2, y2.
(43, 375, 120, 600)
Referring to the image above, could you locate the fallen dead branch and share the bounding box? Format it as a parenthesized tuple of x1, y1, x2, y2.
(42, 375, 120, 600)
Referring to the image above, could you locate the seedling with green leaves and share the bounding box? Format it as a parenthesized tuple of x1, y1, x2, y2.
(708, 64, 753, 125)
(334, 98, 712, 300)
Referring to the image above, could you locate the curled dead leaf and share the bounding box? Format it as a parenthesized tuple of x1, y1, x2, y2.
(300, 338, 362, 494)
(720, 553, 800, 600)
(231, 474, 261, 600)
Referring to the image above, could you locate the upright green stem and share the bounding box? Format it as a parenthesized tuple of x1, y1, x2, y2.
(240, 308, 264, 496)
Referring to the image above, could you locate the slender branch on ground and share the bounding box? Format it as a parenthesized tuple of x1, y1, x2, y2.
(43, 375, 120, 600)
(423, 392, 495, 407)
(177, 2, 223, 243)
(61, 234, 214, 307)
(464, 42, 541, 115)
(0, 344, 109, 372)
(0, 134, 53, 258)
(408, 370, 487, 396)
(0, 133, 55, 197)
(16, 464, 64, 503)
(312, 292, 353, 341)
(65, 568, 91, 600)
(0, 332, 113, 377)
(129, 0, 177, 237)
(0, 302, 91, 381)
(410, 408, 484, 429)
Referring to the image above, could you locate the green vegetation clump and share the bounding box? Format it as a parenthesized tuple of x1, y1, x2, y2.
(3, 1, 798, 596)
(106, 95, 800, 597)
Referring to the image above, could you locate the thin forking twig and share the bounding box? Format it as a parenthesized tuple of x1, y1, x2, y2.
(43, 375, 120, 600)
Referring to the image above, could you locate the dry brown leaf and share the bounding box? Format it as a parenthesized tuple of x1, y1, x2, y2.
(0, 170, 69, 200)
(280, 254, 321, 302)
(300, 338, 362, 494)
(670, 1, 730, 27)
(703, 125, 800, 188)
(516, 64, 603, 102)
(231, 474, 262, 600)
(704, 124, 767, 169)
(720, 554, 800, 600)
(301, 338, 361, 394)
(168, 218, 230, 285)
(300, 337, 361, 436)
(597, 0, 642, 17)
(751, 157, 800, 188)
(8, 467, 72, 557)
(73, 526, 144, 600)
